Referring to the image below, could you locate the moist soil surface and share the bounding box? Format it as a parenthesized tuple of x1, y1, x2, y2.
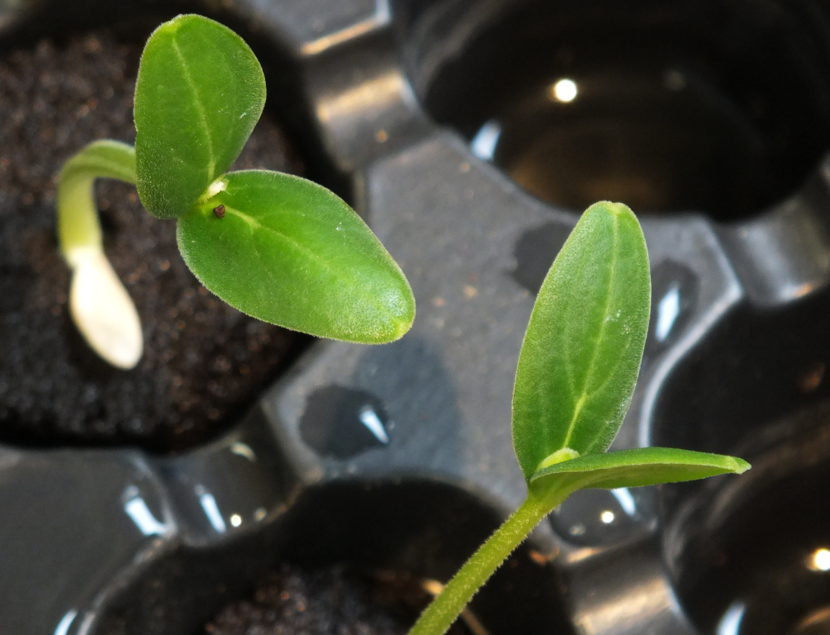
(204, 564, 470, 635)
(0, 25, 308, 451)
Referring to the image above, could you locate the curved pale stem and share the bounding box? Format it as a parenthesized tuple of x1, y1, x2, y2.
(408, 485, 568, 635)
(57, 140, 143, 369)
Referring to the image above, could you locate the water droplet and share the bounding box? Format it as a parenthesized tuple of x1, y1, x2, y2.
(122, 485, 169, 537)
(646, 260, 698, 355)
(549, 487, 648, 546)
(715, 600, 747, 635)
(471, 119, 502, 160)
(300, 386, 392, 459)
(194, 484, 226, 533)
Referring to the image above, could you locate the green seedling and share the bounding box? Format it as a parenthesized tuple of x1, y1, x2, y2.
(57, 14, 414, 369)
(409, 202, 749, 635)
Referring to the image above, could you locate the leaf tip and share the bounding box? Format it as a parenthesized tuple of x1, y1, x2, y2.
(729, 457, 752, 474)
(164, 14, 186, 31)
(375, 288, 416, 343)
(162, 13, 204, 33)
(585, 200, 636, 221)
(392, 312, 415, 342)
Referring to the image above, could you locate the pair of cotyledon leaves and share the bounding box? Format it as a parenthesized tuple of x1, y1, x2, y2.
(514, 202, 748, 496)
(125, 15, 748, 491)
(409, 204, 745, 635)
(132, 14, 414, 344)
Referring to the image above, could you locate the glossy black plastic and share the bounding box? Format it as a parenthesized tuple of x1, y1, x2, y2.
(2, 1, 830, 634)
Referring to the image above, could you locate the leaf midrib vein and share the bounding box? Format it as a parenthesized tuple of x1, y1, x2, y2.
(561, 215, 620, 449)
(171, 36, 216, 179)
(224, 205, 391, 318)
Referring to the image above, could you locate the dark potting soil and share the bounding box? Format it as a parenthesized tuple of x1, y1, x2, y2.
(0, 27, 309, 451)
(204, 564, 471, 635)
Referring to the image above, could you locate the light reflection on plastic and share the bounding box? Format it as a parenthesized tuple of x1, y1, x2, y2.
(358, 405, 389, 444)
(808, 547, 830, 571)
(471, 120, 501, 161)
(123, 487, 168, 536)
(794, 282, 815, 298)
(716, 600, 746, 635)
(569, 523, 586, 537)
(54, 610, 77, 635)
(611, 487, 637, 516)
(549, 78, 578, 103)
(300, 2, 390, 56)
(316, 71, 403, 126)
(195, 485, 227, 533)
(230, 442, 256, 462)
(655, 282, 681, 342)
(600, 510, 616, 524)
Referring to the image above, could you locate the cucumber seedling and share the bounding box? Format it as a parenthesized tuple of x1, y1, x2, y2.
(409, 202, 749, 635)
(57, 14, 414, 369)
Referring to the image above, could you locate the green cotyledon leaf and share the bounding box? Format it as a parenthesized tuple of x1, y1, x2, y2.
(134, 14, 265, 218)
(529, 447, 750, 496)
(177, 170, 415, 343)
(512, 202, 651, 481)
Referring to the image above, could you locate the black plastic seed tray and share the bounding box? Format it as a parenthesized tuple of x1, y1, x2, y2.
(3, 1, 830, 633)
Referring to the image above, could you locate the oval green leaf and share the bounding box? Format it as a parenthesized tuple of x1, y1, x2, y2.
(529, 447, 750, 494)
(512, 202, 651, 480)
(134, 14, 265, 218)
(177, 170, 415, 343)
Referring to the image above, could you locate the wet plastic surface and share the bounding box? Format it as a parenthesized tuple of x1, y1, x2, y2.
(3, 0, 830, 633)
